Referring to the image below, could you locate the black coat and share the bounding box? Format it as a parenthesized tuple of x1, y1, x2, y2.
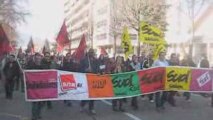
(80, 56, 99, 73)
(26, 60, 42, 70)
(3, 61, 20, 80)
(41, 58, 51, 69)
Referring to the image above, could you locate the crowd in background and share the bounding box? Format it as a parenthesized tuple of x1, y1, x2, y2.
(0, 49, 212, 120)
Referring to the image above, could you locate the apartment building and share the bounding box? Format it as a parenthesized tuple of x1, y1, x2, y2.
(64, 0, 92, 49)
(166, 0, 213, 66)
(64, 0, 166, 57)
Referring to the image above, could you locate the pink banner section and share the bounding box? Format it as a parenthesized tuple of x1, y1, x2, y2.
(190, 69, 213, 92)
(25, 70, 58, 99)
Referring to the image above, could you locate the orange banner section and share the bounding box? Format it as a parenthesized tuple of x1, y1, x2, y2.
(87, 74, 114, 98)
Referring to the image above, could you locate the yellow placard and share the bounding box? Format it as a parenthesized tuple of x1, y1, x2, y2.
(165, 67, 192, 91)
(139, 21, 166, 45)
(121, 26, 133, 59)
(153, 44, 167, 60)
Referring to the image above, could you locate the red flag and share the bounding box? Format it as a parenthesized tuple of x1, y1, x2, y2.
(27, 37, 35, 54)
(57, 43, 63, 53)
(100, 47, 107, 55)
(0, 24, 11, 57)
(73, 34, 86, 61)
(71, 51, 76, 58)
(56, 21, 70, 52)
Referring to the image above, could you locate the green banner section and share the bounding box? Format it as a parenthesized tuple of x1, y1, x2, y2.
(111, 72, 141, 97)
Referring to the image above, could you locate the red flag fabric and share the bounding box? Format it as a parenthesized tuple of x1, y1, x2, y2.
(71, 51, 76, 58)
(0, 24, 11, 57)
(100, 47, 107, 55)
(57, 43, 63, 53)
(73, 34, 86, 61)
(56, 21, 70, 52)
(27, 37, 35, 54)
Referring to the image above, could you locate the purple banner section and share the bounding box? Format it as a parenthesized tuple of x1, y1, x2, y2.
(190, 69, 213, 92)
(25, 70, 58, 99)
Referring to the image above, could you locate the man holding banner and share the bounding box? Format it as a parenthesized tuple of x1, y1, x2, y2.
(152, 51, 169, 111)
(26, 53, 43, 120)
(80, 48, 99, 114)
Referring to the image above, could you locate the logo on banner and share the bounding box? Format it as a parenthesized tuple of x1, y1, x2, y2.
(60, 74, 77, 92)
(197, 72, 211, 87)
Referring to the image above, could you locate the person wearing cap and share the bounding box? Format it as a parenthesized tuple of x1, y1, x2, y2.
(3, 54, 20, 99)
(80, 48, 99, 114)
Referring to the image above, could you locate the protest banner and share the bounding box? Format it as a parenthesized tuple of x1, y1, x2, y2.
(190, 69, 213, 92)
(57, 71, 89, 100)
(87, 74, 114, 98)
(24, 67, 213, 101)
(25, 70, 58, 100)
(111, 72, 141, 97)
(138, 67, 165, 94)
(165, 67, 191, 91)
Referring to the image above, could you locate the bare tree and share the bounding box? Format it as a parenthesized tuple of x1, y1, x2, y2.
(179, 0, 208, 57)
(110, 0, 124, 56)
(0, 0, 29, 27)
(117, 0, 169, 55)
(0, 0, 29, 49)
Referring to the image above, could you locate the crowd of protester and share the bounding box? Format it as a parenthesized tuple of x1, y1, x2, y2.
(0, 48, 213, 120)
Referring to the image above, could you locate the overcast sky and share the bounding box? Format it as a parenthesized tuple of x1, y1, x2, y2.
(16, 0, 211, 49)
(17, 0, 64, 48)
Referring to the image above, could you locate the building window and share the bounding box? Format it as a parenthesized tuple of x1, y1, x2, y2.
(96, 33, 107, 40)
(96, 20, 107, 28)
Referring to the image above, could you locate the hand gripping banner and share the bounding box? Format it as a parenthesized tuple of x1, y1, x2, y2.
(24, 67, 213, 101)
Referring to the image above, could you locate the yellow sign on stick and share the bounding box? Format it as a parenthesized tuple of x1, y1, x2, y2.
(121, 26, 133, 59)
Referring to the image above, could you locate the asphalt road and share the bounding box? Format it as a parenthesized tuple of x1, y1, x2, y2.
(0, 85, 213, 120)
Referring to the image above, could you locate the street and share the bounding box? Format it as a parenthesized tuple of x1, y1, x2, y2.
(0, 87, 213, 120)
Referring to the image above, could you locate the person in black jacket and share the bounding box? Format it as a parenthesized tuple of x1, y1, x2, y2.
(181, 55, 196, 102)
(40, 52, 53, 109)
(167, 53, 179, 107)
(141, 53, 154, 102)
(80, 48, 99, 114)
(62, 52, 74, 107)
(3, 54, 20, 99)
(26, 53, 43, 120)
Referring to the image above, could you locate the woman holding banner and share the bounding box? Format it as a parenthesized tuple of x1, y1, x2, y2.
(130, 55, 142, 110)
(80, 48, 99, 114)
(111, 56, 126, 112)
